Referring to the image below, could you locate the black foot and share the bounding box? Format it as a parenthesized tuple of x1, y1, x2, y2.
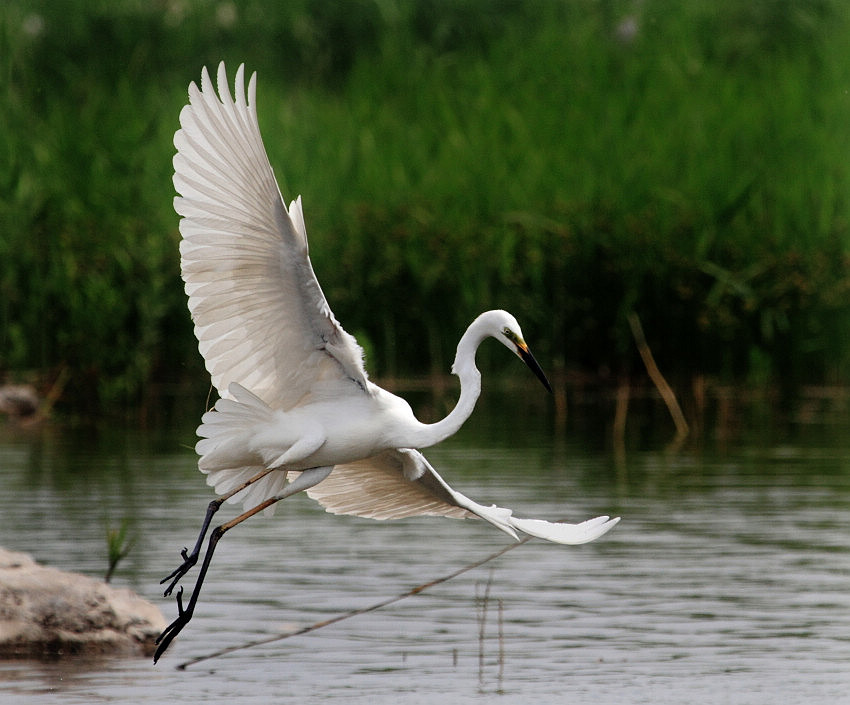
(160, 498, 223, 596)
(160, 547, 199, 596)
(154, 586, 192, 663)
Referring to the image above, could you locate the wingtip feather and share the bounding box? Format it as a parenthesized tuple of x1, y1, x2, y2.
(509, 514, 620, 545)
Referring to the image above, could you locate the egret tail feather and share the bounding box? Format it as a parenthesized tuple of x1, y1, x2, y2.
(196, 383, 288, 513)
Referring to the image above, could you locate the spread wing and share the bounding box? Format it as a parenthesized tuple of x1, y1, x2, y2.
(305, 449, 620, 545)
(305, 450, 471, 521)
(175, 62, 369, 408)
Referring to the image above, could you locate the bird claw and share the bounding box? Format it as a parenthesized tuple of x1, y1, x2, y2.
(153, 586, 194, 663)
(160, 549, 199, 596)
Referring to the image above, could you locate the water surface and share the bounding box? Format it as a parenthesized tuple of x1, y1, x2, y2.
(0, 402, 848, 704)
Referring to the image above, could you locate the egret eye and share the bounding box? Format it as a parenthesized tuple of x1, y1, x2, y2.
(502, 327, 515, 342)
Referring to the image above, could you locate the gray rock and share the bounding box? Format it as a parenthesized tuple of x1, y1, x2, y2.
(0, 547, 166, 658)
(0, 385, 39, 418)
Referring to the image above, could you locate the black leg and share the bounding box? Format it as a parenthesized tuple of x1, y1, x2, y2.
(160, 497, 222, 596)
(159, 467, 278, 596)
(153, 466, 333, 663)
(154, 523, 225, 663)
(153, 491, 285, 663)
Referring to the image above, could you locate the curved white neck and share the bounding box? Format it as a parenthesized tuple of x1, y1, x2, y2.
(406, 318, 488, 448)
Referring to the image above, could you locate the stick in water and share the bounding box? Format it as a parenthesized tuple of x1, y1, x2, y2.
(176, 533, 536, 670)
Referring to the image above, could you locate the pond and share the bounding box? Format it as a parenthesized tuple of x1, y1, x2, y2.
(0, 392, 848, 704)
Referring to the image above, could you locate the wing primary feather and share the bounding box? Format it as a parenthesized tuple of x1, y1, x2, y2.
(304, 449, 619, 545)
(176, 63, 371, 405)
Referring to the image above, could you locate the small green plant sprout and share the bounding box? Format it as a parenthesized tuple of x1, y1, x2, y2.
(104, 519, 134, 583)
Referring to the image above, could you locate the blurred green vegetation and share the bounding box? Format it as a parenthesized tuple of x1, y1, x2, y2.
(2, 0, 850, 415)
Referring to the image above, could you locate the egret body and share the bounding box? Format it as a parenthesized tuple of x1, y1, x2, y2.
(155, 63, 618, 662)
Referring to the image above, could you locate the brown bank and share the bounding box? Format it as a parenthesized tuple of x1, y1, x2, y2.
(0, 547, 165, 658)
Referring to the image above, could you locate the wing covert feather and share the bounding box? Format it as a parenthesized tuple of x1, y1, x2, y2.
(305, 450, 472, 521)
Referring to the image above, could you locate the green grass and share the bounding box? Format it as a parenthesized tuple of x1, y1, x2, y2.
(2, 0, 850, 414)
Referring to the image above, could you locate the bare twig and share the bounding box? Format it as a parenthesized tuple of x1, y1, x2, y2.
(176, 532, 536, 670)
(627, 311, 689, 448)
(476, 575, 493, 689)
(39, 365, 69, 418)
(497, 598, 504, 691)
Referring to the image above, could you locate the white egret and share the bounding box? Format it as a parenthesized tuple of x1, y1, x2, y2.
(154, 62, 619, 663)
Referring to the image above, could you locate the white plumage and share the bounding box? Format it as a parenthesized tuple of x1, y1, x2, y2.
(175, 62, 619, 545)
(155, 61, 619, 663)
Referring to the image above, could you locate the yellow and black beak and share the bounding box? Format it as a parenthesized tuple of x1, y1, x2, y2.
(516, 341, 553, 393)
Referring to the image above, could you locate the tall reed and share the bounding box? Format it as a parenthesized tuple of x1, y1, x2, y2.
(2, 0, 849, 412)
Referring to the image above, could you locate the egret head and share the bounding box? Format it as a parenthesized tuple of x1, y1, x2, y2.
(486, 310, 553, 393)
